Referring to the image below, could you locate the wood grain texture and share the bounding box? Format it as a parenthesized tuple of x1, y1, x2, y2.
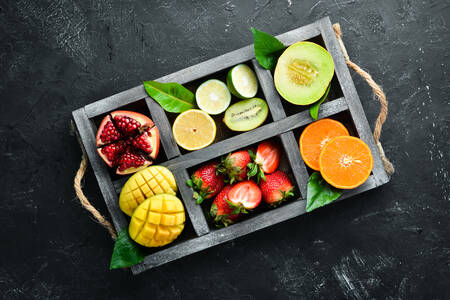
(131, 175, 377, 274)
(318, 18, 389, 186)
(144, 96, 180, 159)
(172, 169, 210, 236)
(72, 108, 128, 232)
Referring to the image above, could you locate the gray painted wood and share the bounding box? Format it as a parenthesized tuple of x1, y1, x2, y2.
(162, 98, 349, 171)
(72, 17, 391, 275)
(111, 97, 348, 193)
(131, 175, 377, 275)
(280, 132, 309, 198)
(318, 17, 389, 186)
(252, 59, 286, 119)
(72, 108, 128, 232)
(173, 169, 210, 236)
(144, 96, 180, 159)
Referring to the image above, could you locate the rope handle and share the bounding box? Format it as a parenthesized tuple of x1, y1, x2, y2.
(333, 23, 395, 175)
(73, 24, 394, 239)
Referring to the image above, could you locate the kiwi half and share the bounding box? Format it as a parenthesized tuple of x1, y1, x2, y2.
(274, 42, 334, 105)
(223, 98, 268, 131)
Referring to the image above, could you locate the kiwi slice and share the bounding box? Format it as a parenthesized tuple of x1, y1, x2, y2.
(274, 42, 334, 105)
(223, 98, 268, 131)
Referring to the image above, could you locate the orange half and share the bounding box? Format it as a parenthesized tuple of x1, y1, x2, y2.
(299, 119, 349, 170)
(319, 136, 373, 189)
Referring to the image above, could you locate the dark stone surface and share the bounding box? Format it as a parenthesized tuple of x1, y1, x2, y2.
(1, 0, 449, 299)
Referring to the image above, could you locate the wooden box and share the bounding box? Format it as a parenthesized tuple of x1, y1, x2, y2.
(72, 17, 390, 275)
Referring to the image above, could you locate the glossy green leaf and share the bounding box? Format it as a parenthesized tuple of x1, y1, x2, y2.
(110, 228, 145, 269)
(306, 172, 342, 212)
(251, 27, 286, 70)
(143, 80, 195, 113)
(309, 84, 331, 120)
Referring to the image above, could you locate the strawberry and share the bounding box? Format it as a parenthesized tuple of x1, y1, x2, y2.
(247, 140, 281, 183)
(187, 162, 225, 204)
(228, 180, 262, 209)
(210, 186, 246, 227)
(217, 150, 252, 184)
(259, 170, 294, 207)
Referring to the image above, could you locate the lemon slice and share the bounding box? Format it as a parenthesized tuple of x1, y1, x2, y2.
(195, 79, 231, 115)
(227, 64, 258, 99)
(172, 109, 216, 151)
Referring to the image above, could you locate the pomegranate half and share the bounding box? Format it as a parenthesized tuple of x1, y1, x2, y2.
(95, 110, 160, 175)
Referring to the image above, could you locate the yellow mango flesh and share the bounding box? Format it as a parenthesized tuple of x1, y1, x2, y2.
(129, 194, 185, 247)
(119, 166, 178, 216)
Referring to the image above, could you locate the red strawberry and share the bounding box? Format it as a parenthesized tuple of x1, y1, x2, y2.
(228, 180, 262, 209)
(187, 162, 225, 204)
(259, 170, 294, 207)
(247, 140, 281, 183)
(210, 186, 246, 227)
(217, 150, 252, 184)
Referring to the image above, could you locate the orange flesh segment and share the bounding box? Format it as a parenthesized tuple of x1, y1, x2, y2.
(319, 136, 373, 189)
(299, 119, 349, 170)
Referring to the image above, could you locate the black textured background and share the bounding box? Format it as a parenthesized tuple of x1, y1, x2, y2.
(1, 1, 449, 299)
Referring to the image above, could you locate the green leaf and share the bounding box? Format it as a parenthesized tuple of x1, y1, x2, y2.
(143, 80, 195, 113)
(110, 228, 145, 269)
(306, 172, 342, 212)
(186, 179, 193, 187)
(251, 27, 286, 70)
(309, 84, 331, 120)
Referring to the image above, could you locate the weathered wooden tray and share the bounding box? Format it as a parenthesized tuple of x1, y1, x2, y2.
(72, 17, 390, 275)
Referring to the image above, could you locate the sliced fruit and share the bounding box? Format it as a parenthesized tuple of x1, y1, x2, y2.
(319, 136, 373, 189)
(217, 150, 252, 184)
(129, 194, 185, 247)
(116, 148, 152, 175)
(97, 140, 128, 167)
(226, 64, 258, 99)
(96, 115, 122, 147)
(223, 98, 268, 131)
(247, 140, 281, 183)
(299, 118, 349, 171)
(187, 162, 225, 204)
(111, 110, 154, 136)
(228, 180, 262, 209)
(274, 42, 334, 105)
(195, 79, 231, 115)
(119, 166, 178, 216)
(172, 109, 216, 151)
(132, 126, 160, 160)
(95, 110, 160, 175)
(259, 170, 294, 207)
(210, 185, 246, 227)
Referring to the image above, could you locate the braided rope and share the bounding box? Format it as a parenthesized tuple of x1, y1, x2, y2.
(333, 23, 395, 175)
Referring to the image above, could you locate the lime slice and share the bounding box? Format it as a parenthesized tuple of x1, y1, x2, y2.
(195, 79, 231, 115)
(226, 64, 258, 99)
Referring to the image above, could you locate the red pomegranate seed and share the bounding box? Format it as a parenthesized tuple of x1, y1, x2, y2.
(113, 115, 141, 135)
(100, 141, 127, 165)
(117, 149, 146, 171)
(99, 121, 122, 144)
(132, 130, 153, 154)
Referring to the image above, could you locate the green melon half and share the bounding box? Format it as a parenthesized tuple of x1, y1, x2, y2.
(274, 42, 334, 105)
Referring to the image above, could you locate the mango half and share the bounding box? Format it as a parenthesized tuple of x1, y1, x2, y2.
(119, 166, 177, 216)
(129, 194, 185, 247)
(274, 41, 334, 105)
